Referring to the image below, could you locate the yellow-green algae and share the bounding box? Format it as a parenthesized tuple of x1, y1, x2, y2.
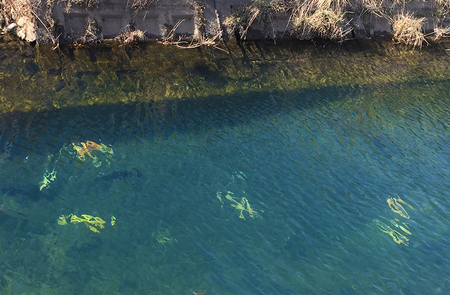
(1, 38, 450, 113)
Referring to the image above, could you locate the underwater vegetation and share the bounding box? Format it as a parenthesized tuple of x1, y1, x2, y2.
(2, 38, 450, 114)
(39, 168, 57, 191)
(223, 191, 257, 220)
(214, 171, 259, 220)
(73, 140, 114, 167)
(155, 228, 177, 245)
(58, 214, 112, 233)
(374, 218, 411, 246)
(375, 197, 413, 246)
(39, 152, 62, 191)
(38, 140, 114, 191)
(387, 197, 412, 219)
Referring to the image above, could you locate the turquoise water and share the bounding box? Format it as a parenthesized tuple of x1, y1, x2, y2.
(1, 80, 450, 294)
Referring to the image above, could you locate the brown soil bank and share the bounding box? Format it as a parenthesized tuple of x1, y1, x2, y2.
(1, 0, 450, 46)
(1, 37, 450, 114)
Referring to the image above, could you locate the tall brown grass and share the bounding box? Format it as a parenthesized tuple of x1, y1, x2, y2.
(391, 12, 426, 47)
(435, 0, 450, 10)
(291, 0, 351, 40)
(1, 0, 39, 22)
(434, 25, 450, 40)
(358, 0, 385, 17)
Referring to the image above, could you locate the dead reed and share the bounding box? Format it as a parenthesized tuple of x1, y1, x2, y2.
(62, 0, 99, 12)
(291, 0, 351, 40)
(433, 25, 450, 40)
(358, 0, 385, 17)
(391, 12, 426, 47)
(159, 19, 225, 51)
(127, 0, 156, 12)
(114, 28, 146, 44)
(75, 18, 101, 44)
(435, 0, 450, 10)
(223, 0, 286, 40)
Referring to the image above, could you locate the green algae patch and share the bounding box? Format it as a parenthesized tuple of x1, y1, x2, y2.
(1, 39, 450, 113)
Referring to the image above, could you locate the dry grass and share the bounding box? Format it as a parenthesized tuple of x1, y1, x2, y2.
(291, 0, 351, 40)
(66, 0, 99, 7)
(391, 12, 426, 47)
(127, 0, 156, 12)
(358, 0, 385, 17)
(159, 19, 226, 51)
(114, 27, 146, 44)
(223, 0, 286, 40)
(435, 0, 450, 10)
(62, 0, 99, 12)
(434, 25, 450, 39)
(1, 0, 39, 22)
(75, 18, 101, 44)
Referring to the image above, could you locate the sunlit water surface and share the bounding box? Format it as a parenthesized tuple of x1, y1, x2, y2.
(0, 80, 450, 294)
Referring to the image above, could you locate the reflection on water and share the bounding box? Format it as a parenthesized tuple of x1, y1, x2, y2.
(1, 79, 450, 294)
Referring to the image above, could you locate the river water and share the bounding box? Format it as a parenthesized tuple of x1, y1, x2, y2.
(0, 43, 450, 294)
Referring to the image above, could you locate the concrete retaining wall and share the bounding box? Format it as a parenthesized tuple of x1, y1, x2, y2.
(1, 0, 450, 44)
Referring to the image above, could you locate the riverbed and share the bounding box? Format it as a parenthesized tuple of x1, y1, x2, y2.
(0, 39, 449, 294)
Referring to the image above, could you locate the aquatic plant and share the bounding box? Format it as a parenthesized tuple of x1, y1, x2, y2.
(59, 214, 108, 233)
(39, 150, 66, 190)
(374, 219, 410, 246)
(225, 191, 257, 220)
(386, 197, 411, 219)
(58, 215, 67, 225)
(72, 140, 113, 167)
(39, 168, 57, 190)
(373, 197, 414, 246)
(155, 228, 177, 245)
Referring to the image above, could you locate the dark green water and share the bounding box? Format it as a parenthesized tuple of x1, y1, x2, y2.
(1, 73, 450, 293)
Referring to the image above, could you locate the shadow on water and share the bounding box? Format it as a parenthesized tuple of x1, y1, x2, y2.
(0, 82, 358, 158)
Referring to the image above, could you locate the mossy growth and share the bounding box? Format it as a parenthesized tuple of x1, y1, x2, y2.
(1, 38, 450, 114)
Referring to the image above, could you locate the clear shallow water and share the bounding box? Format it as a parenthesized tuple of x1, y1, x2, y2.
(0, 81, 450, 294)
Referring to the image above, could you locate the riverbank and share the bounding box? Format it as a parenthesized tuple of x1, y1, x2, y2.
(1, 0, 450, 46)
(0, 36, 450, 114)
